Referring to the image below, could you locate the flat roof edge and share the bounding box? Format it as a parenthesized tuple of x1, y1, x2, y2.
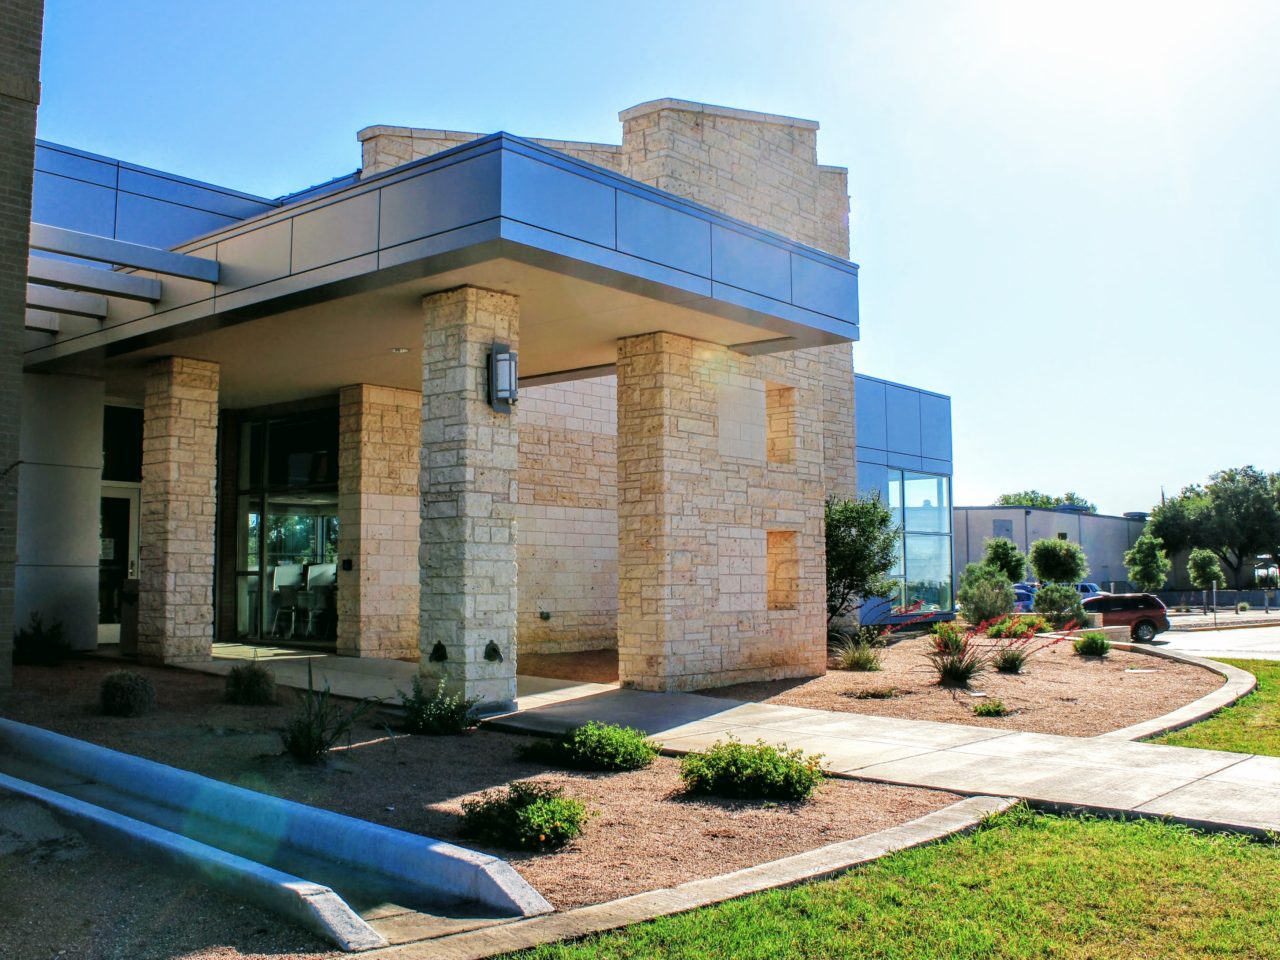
(618, 98, 820, 130)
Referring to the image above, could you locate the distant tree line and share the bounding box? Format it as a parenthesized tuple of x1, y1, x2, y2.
(994, 490, 1097, 513)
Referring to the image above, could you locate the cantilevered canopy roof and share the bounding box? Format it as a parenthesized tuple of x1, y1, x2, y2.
(25, 134, 859, 407)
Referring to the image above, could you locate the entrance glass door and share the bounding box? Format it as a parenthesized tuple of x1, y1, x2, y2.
(98, 488, 139, 645)
(234, 409, 340, 647)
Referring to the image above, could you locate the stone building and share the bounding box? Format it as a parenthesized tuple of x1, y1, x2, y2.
(14, 98, 952, 705)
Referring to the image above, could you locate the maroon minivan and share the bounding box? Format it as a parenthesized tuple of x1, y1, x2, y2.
(1082, 593, 1171, 642)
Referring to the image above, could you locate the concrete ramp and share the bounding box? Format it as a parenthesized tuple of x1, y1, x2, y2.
(0, 718, 552, 950)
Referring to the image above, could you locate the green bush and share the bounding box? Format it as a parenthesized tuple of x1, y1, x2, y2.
(956, 564, 1015, 626)
(679, 739, 824, 802)
(982, 537, 1027, 584)
(13, 612, 69, 666)
(224, 661, 276, 705)
(1238, 602, 1251, 614)
(461, 781, 588, 851)
(1073, 631, 1112, 657)
(1034, 583, 1088, 631)
(927, 634, 988, 687)
(99, 670, 156, 717)
(281, 664, 376, 763)
(991, 646, 1029, 674)
(1029, 538, 1089, 584)
(930, 621, 968, 656)
(828, 634, 882, 671)
(973, 698, 1009, 718)
(520, 722, 657, 771)
(399, 675, 479, 735)
(986, 614, 1050, 640)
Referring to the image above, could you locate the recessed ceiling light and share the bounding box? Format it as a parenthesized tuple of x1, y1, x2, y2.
(390, 347, 410, 354)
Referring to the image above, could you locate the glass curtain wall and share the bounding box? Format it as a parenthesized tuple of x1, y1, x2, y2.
(235, 410, 340, 646)
(883, 469, 953, 615)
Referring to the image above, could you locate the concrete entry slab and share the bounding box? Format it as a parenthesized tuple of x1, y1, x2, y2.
(1135, 779, 1280, 835)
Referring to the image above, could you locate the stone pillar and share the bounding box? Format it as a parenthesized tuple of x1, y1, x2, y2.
(419, 287, 519, 709)
(0, 0, 45, 690)
(337, 384, 420, 659)
(138, 357, 219, 664)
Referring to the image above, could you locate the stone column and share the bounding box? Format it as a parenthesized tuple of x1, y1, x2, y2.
(337, 384, 420, 659)
(138, 357, 219, 664)
(419, 287, 519, 709)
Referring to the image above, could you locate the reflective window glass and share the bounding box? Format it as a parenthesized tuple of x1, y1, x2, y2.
(903, 472, 950, 533)
(905, 534, 952, 613)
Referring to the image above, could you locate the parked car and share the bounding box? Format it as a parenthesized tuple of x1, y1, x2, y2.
(1082, 593, 1170, 641)
(1012, 587, 1036, 613)
(1074, 582, 1105, 599)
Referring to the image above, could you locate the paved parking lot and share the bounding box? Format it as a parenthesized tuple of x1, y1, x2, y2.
(1161, 624, 1280, 661)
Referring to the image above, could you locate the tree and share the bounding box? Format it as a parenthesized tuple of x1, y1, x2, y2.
(1150, 467, 1279, 587)
(957, 563, 1015, 625)
(825, 495, 900, 624)
(994, 490, 1097, 513)
(1034, 582, 1087, 630)
(1187, 548, 1226, 591)
(982, 537, 1027, 583)
(1028, 538, 1089, 584)
(1124, 534, 1171, 593)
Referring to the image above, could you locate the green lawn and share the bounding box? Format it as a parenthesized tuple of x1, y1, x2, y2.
(513, 807, 1280, 959)
(1153, 658, 1280, 756)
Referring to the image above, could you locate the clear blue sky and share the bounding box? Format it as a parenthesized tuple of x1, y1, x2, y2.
(35, 0, 1280, 515)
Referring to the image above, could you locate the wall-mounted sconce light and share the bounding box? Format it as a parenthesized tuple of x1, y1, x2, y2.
(428, 641, 448, 663)
(488, 342, 518, 413)
(484, 640, 504, 663)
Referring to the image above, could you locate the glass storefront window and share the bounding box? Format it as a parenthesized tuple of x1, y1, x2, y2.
(903, 472, 950, 534)
(873, 468, 953, 617)
(905, 535, 953, 613)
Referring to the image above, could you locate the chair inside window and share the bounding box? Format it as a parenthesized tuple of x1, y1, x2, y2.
(270, 563, 305, 638)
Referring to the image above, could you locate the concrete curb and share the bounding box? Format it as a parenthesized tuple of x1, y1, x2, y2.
(0, 771, 387, 952)
(365, 794, 1019, 959)
(0, 718, 552, 919)
(1096, 644, 1258, 742)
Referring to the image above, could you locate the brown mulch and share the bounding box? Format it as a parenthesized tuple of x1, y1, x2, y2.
(0, 658, 957, 958)
(710, 635, 1223, 736)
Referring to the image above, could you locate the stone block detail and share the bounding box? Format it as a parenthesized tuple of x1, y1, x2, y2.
(419, 287, 519, 707)
(617, 332, 827, 692)
(337, 384, 420, 659)
(518, 377, 618, 654)
(138, 357, 219, 664)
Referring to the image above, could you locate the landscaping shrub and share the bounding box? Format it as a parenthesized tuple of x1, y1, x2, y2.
(1073, 631, 1112, 657)
(1238, 602, 1251, 614)
(520, 721, 657, 771)
(1034, 583, 1088, 631)
(849, 686, 901, 700)
(986, 614, 1050, 640)
(991, 645, 1029, 674)
(973, 698, 1009, 717)
(461, 781, 588, 851)
(828, 634, 882, 671)
(99, 670, 156, 717)
(1029, 538, 1089, 584)
(399, 675, 479, 735)
(930, 621, 967, 655)
(13, 612, 69, 666)
(679, 739, 824, 802)
(281, 664, 376, 763)
(982, 537, 1027, 584)
(927, 635, 988, 687)
(224, 660, 276, 705)
(956, 563, 1015, 625)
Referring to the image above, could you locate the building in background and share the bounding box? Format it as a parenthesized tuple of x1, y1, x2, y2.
(953, 505, 1146, 591)
(855, 374, 954, 624)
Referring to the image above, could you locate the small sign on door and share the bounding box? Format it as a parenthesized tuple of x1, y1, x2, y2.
(100, 538, 115, 561)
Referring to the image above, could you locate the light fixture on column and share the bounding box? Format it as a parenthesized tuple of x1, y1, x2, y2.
(488, 342, 518, 413)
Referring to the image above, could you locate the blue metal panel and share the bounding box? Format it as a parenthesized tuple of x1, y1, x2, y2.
(886, 451, 923, 470)
(34, 144, 117, 187)
(290, 192, 379, 275)
(711, 225, 790, 302)
(920, 392, 952, 461)
(31, 173, 116, 237)
(118, 168, 275, 221)
(791, 252, 857, 322)
(501, 150, 615, 248)
(857, 460, 890, 500)
(114, 193, 238, 248)
(615, 192, 710, 276)
(854, 375, 887, 451)
(921, 456, 952, 476)
(378, 150, 502, 250)
(857, 446, 888, 465)
(885, 384, 922, 457)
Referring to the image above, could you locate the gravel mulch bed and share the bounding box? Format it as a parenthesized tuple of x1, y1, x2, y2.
(1, 658, 957, 958)
(710, 635, 1223, 736)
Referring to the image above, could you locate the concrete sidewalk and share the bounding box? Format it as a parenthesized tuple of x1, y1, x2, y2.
(491, 688, 1280, 835)
(1161, 624, 1280, 662)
